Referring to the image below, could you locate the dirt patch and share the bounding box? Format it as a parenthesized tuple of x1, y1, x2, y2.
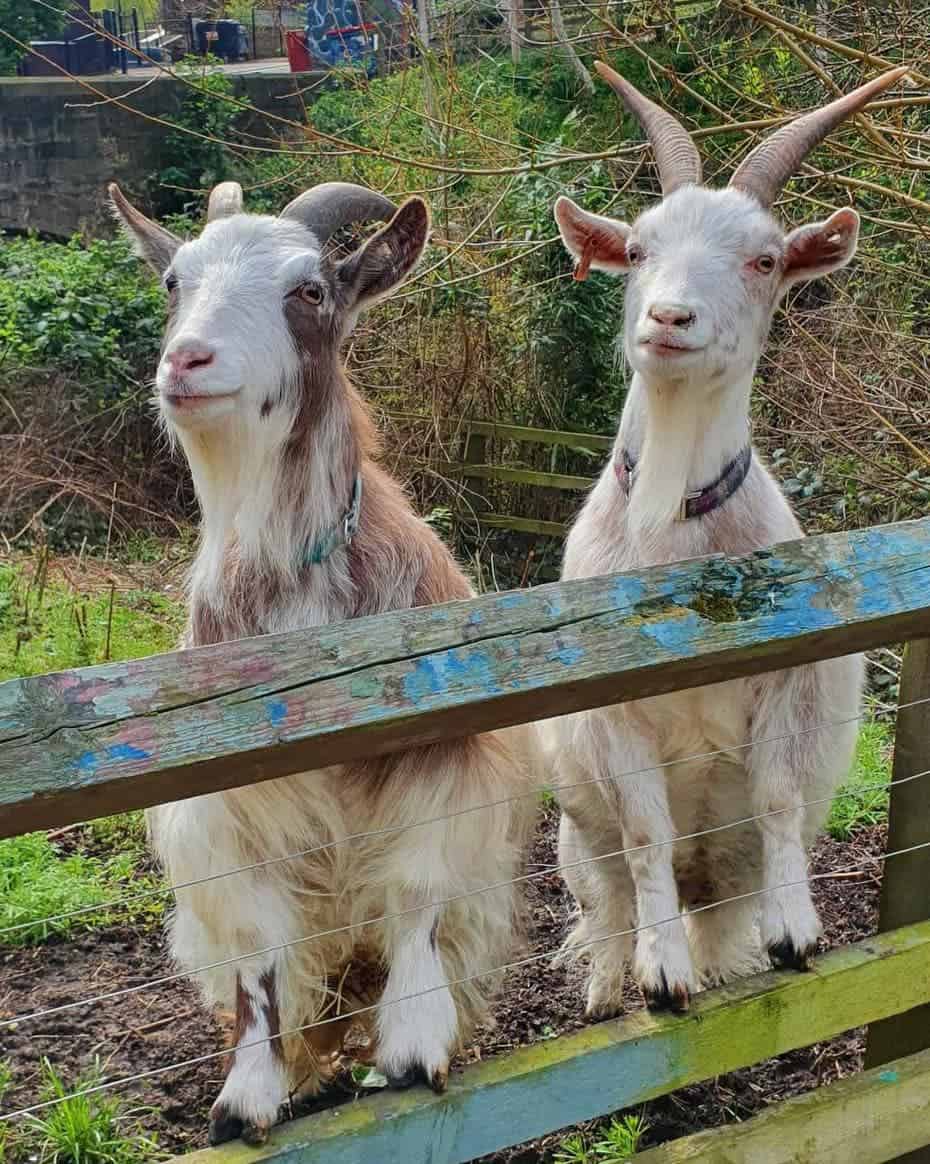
(0, 814, 886, 1159)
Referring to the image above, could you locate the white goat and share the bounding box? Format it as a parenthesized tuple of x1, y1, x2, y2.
(548, 64, 906, 1016)
(110, 181, 535, 1145)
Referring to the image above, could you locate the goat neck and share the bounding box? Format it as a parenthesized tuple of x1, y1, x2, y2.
(617, 363, 752, 537)
(181, 350, 370, 601)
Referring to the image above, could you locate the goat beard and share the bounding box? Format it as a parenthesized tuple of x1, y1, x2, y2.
(627, 382, 701, 535)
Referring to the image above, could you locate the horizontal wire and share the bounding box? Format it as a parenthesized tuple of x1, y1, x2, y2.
(3, 836, 927, 1125)
(3, 754, 924, 1034)
(6, 690, 927, 943)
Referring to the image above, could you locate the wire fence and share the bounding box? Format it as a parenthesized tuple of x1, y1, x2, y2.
(1, 686, 928, 1123)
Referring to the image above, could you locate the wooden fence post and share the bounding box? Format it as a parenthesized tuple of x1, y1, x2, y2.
(866, 638, 930, 1162)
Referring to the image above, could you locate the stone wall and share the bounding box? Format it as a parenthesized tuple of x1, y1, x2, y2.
(0, 71, 327, 238)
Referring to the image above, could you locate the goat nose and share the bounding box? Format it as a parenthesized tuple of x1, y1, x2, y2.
(165, 344, 215, 376)
(648, 302, 696, 328)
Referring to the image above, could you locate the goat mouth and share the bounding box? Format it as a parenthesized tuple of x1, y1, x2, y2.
(161, 390, 240, 410)
(638, 338, 702, 357)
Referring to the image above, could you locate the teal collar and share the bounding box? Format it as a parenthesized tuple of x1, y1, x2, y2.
(301, 472, 363, 568)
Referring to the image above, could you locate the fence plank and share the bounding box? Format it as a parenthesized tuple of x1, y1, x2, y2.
(386, 412, 615, 452)
(2, 518, 929, 837)
(169, 922, 930, 1164)
(634, 1046, 930, 1164)
(866, 638, 930, 1163)
(427, 459, 596, 492)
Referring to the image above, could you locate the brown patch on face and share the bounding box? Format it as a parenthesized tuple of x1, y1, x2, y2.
(260, 398, 274, 419)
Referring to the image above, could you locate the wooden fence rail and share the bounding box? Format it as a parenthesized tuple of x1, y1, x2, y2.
(3, 517, 929, 836)
(2, 515, 930, 1162)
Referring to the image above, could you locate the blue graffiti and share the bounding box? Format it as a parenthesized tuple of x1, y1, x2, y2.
(268, 700, 288, 726)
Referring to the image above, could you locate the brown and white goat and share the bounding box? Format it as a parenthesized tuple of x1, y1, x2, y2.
(110, 181, 535, 1144)
(546, 65, 907, 1016)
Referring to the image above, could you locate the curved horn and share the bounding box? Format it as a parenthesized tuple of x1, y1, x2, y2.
(207, 181, 243, 221)
(730, 66, 909, 208)
(594, 60, 702, 196)
(280, 182, 397, 245)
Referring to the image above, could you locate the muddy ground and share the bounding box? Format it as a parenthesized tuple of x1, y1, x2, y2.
(0, 811, 885, 1160)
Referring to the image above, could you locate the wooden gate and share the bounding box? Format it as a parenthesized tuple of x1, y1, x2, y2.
(2, 517, 929, 1163)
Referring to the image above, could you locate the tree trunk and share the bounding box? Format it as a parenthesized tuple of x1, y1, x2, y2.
(549, 0, 594, 93)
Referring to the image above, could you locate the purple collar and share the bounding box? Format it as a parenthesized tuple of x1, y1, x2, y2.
(614, 445, 753, 521)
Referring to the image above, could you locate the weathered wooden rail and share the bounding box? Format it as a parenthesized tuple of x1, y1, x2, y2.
(388, 413, 611, 536)
(2, 516, 930, 1163)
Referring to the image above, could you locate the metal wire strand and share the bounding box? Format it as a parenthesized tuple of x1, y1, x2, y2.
(4, 691, 926, 942)
(2, 757, 924, 1034)
(1, 837, 925, 1125)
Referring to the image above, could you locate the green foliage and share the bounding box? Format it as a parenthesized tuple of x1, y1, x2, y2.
(827, 720, 893, 841)
(0, 564, 184, 679)
(555, 1114, 648, 1162)
(154, 56, 239, 216)
(0, 233, 164, 395)
(18, 1059, 164, 1164)
(0, 825, 164, 946)
(0, 0, 64, 73)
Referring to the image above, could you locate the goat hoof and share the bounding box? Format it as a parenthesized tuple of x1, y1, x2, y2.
(430, 1066, 449, 1094)
(385, 1065, 428, 1090)
(242, 1121, 271, 1147)
(769, 939, 814, 971)
(208, 1107, 244, 1146)
(644, 973, 690, 1013)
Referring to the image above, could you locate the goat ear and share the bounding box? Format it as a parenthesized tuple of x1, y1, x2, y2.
(109, 182, 181, 275)
(554, 196, 632, 280)
(337, 197, 429, 308)
(782, 207, 859, 286)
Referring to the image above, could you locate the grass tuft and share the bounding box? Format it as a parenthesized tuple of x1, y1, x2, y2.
(555, 1113, 648, 1162)
(827, 720, 894, 841)
(16, 1059, 165, 1164)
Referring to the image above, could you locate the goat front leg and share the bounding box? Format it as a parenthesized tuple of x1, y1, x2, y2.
(376, 902, 458, 1092)
(607, 724, 696, 1011)
(747, 692, 824, 970)
(209, 959, 290, 1146)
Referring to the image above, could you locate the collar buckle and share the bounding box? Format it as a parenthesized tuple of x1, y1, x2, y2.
(678, 489, 703, 522)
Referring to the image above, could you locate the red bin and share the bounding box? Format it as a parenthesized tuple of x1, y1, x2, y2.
(286, 29, 310, 72)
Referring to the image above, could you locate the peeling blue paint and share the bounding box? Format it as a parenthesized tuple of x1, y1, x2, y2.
(74, 742, 152, 773)
(612, 576, 647, 609)
(879, 1069, 899, 1084)
(547, 644, 585, 666)
(404, 649, 504, 704)
(638, 611, 702, 655)
(268, 700, 288, 726)
(497, 593, 524, 609)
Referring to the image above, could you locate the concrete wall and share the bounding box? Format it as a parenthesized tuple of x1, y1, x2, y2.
(0, 71, 327, 237)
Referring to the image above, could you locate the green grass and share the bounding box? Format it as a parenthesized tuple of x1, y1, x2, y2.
(827, 719, 894, 841)
(0, 563, 184, 680)
(555, 1114, 648, 1162)
(0, 559, 179, 948)
(12, 1059, 164, 1164)
(0, 827, 164, 947)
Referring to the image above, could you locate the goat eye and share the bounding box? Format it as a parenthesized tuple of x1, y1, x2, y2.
(297, 282, 324, 306)
(755, 255, 776, 274)
(164, 273, 178, 293)
(627, 244, 644, 266)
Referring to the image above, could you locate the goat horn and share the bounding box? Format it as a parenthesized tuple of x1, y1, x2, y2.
(729, 66, 909, 208)
(280, 182, 397, 245)
(594, 60, 702, 196)
(206, 181, 244, 221)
